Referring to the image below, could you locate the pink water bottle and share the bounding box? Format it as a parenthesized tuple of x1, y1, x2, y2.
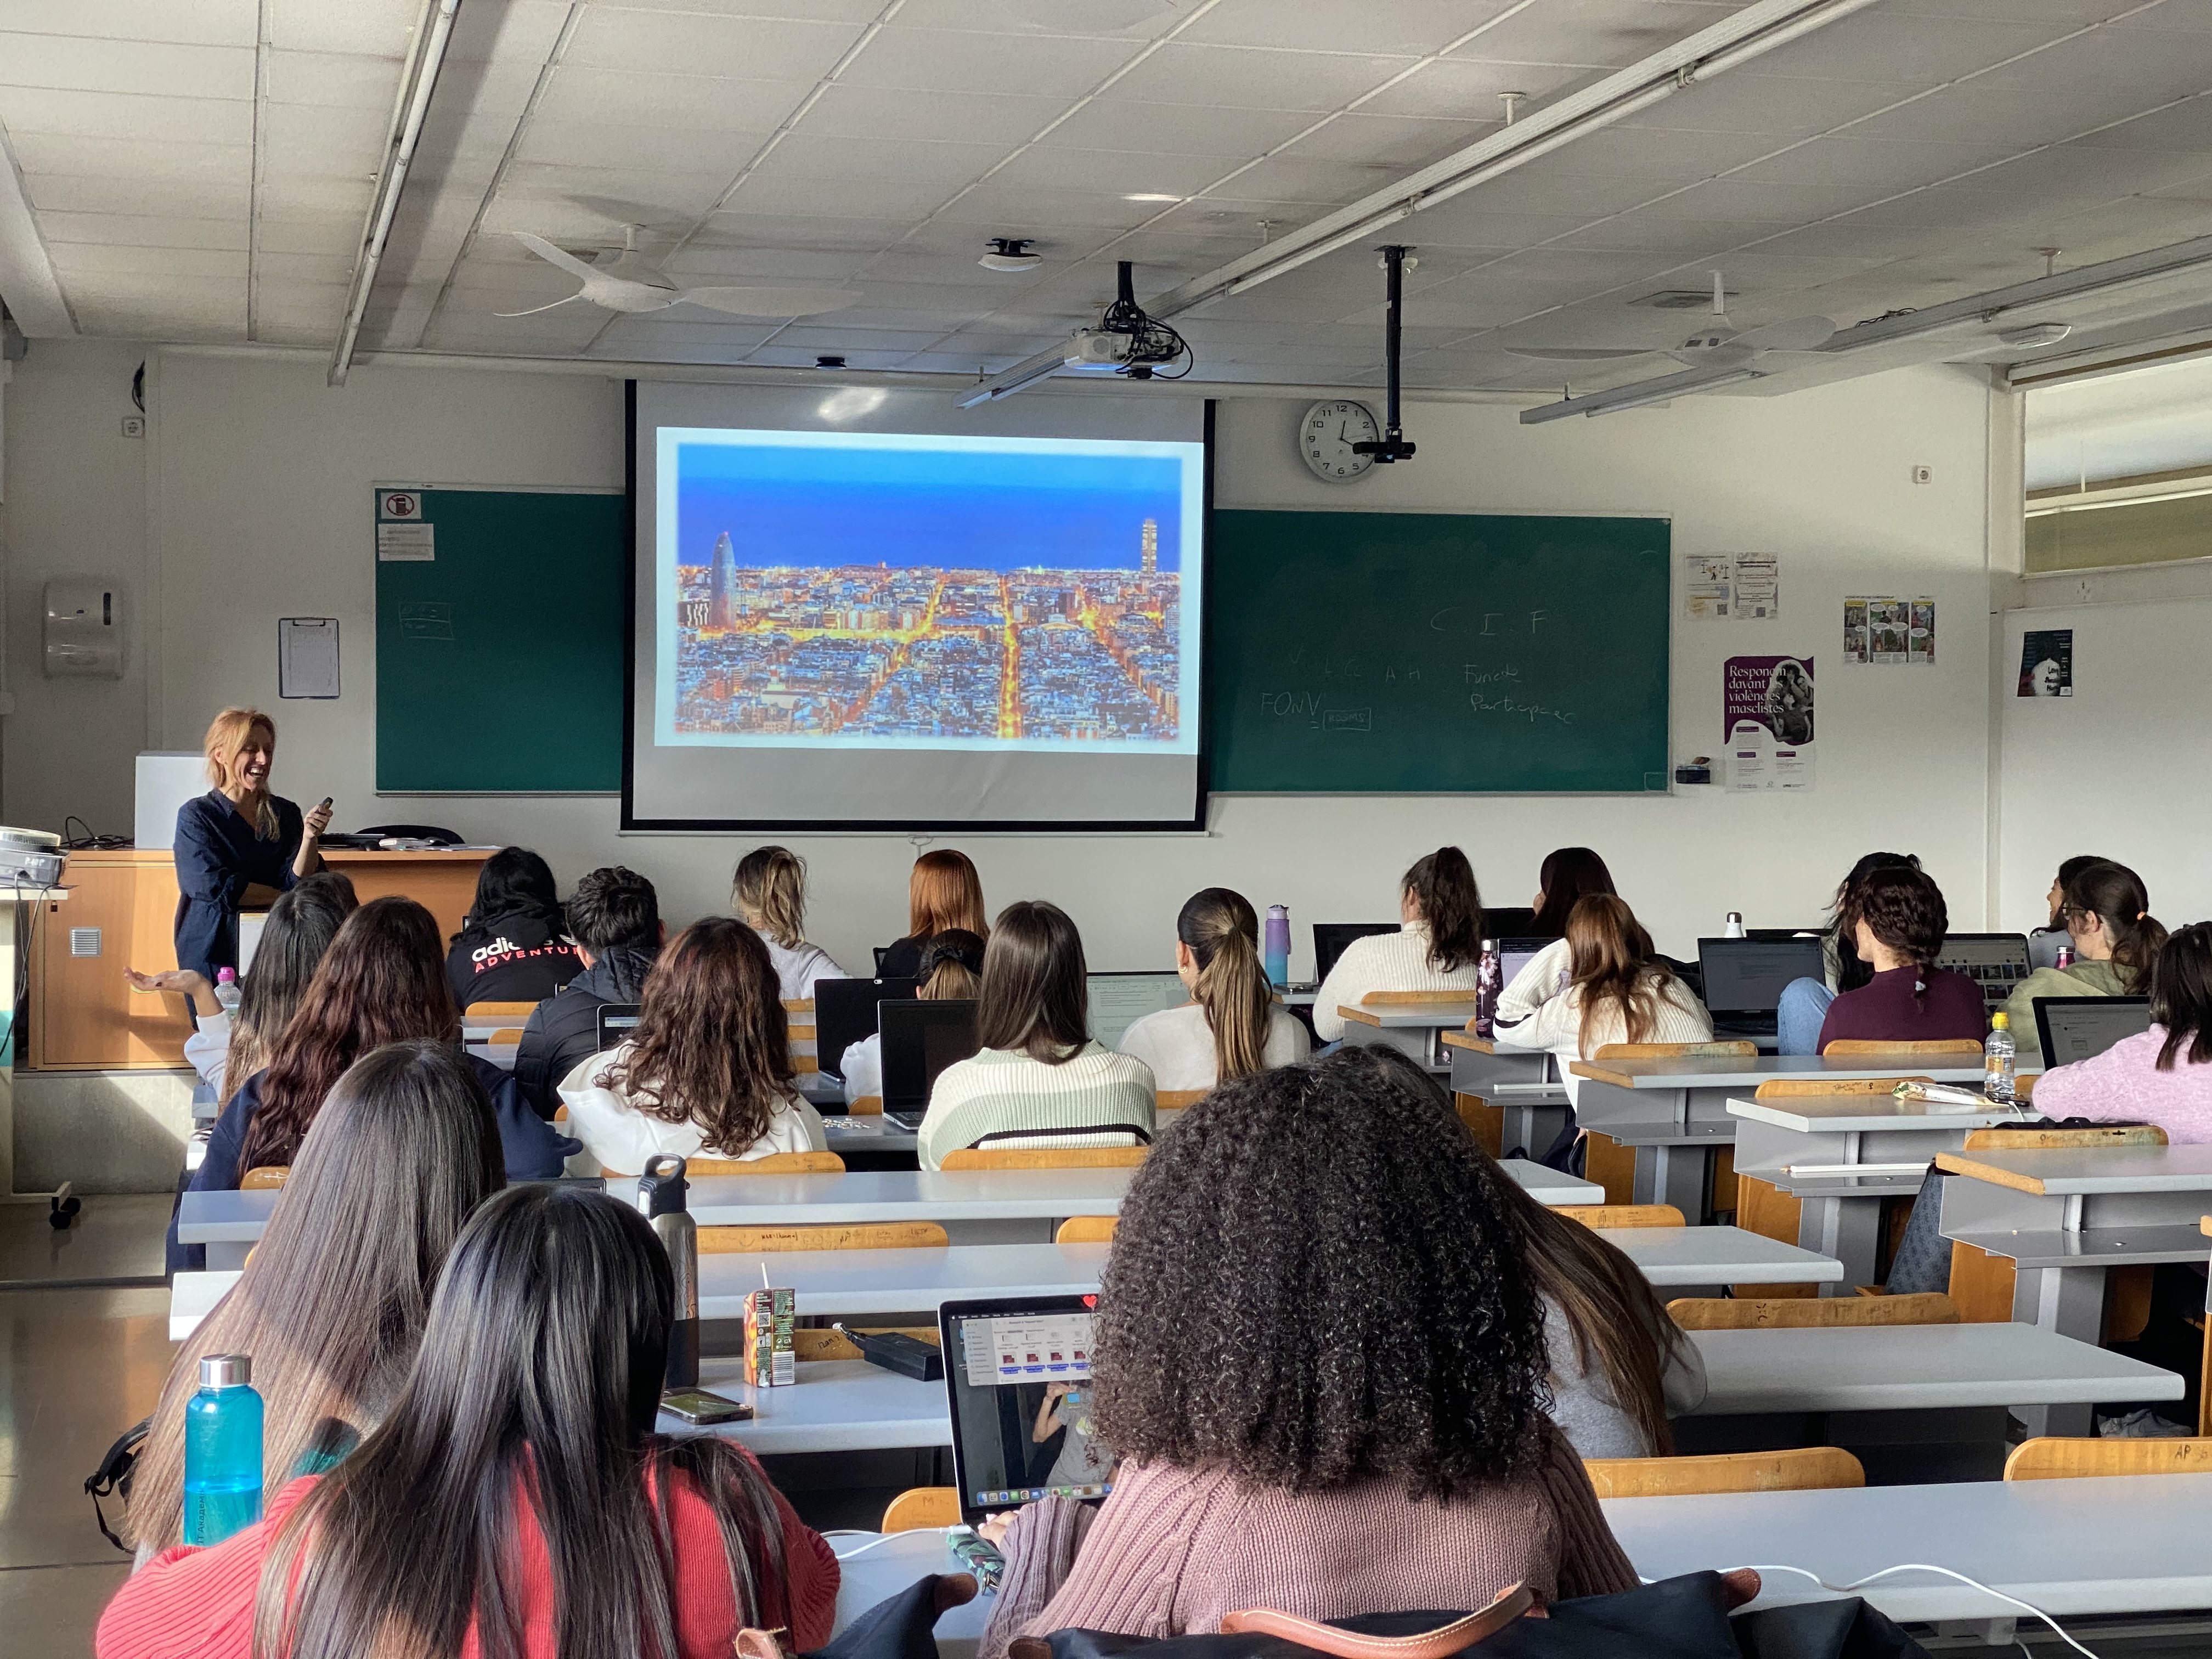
(1263, 905, 1291, 988)
(1476, 940, 1503, 1039)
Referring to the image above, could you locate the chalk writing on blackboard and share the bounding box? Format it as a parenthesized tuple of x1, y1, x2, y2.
(1323, 708, 1372, 733)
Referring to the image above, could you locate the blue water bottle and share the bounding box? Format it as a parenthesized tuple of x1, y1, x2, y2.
(1263, 905, 1291, 989)
(183, 1353, 264, 1547)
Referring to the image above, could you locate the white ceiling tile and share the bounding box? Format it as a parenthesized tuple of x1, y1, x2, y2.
(838, 28, 1147, 97)
(511, 123, 768, 176)
(256, 171, 376, 218)
(984, 148, 1236, 198)
(0, 32, 255, 98)
(1833, 84, 2129, 150)
(1221, 153, 1430, 202)
(444, 0, 573, 65)
(37, 210, 249, 249)
(48, 242, 246, 279)
(0, 1, 257, 47)
(1623, 72, 1922, 138)
(766, 324, 945, 351)
(589, 317, 783, 347)
(1033, 100, 1322, 160)
(265, 49, 407, 110)
(1756, 10, 2091, 87)
(9, 131, 248, 184)
(1283, 112, 1491, 167)
(266, 0, 416, 57)
(23, 172, 250, 216)
(666, 244, 873, 279)
(1969, 143, 2212, 199)
(1186, 0, 1535, 57)
(261, 99, 394, 172)
(699, 208, 912, 247)
(1444, 0, 1714, 69)
(566, 10, 863, 81)
(499, 162, 732, 215)
(531, 67, 806, 133)
(599, 0, 892, 20)
(257, 250, 355, 285)
(802, 84, 1067, 146)
(1730, 137, 2027, 193)
(0, 86, 252, 144)
(750, 133, 1012, 188)
(1548, 210, 1792, 255)
(2069, 98, 2212, 155)
(1092, 43, 1412, 112)
(257, 218, 362, 255)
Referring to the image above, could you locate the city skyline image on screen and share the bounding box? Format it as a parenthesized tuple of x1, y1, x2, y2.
(655, 427, 1204, 755)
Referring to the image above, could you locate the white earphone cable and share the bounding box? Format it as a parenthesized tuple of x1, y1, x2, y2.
(1737, 1564, 2098, 1659)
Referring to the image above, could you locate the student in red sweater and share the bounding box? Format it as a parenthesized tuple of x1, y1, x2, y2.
(979, 1046, 1634, 1659)
(1814, 865, 1987, 1053)
(98, 1184, 837, 1659)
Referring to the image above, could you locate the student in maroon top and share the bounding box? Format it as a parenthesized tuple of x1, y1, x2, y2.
(1814, 866, 1988, 1053)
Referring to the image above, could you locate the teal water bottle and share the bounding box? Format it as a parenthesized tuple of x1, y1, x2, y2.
(183, 1353, 263, 1547)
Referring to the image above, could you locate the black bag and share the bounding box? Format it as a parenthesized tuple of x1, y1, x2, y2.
(85, 1418, 149, 1554)
(800, 1572, 978, 1659)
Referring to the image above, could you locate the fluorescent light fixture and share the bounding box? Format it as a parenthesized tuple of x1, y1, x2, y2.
(1123, 193, 1182, 203)
(2026, 482, 2212, 518)
(1519, 366, 1762, 424)
(330, 0, 460, 386)
(957, 345, 1072, 408)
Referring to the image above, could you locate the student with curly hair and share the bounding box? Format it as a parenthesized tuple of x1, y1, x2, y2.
(558, 917, 826, 1173)
(978, 1047, 1634, 1659)
(1813, 866, 1986, 1053)
(1774, 850, 1921, 1053)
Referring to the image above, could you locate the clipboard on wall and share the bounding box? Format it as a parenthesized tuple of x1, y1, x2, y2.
(279, 617, 341, 699)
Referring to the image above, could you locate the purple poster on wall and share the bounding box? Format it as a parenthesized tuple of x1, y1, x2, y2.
(1723, 654, 1815, 791)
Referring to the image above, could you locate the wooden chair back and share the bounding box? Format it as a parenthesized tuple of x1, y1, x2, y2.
(781, 999, 815, 1014)
(2005, 1437, 2212, 1481)
(462, 1001, 538, 1020)
(1752, 1076, 1932, 1099)
(698, 1222, 949, 1253)
(794, 1325, 938, 1362)
(1962, 1125, 2168, 1151)
(1592, 1041, 1758, 1059)
(1359, 990, 1480, 1006)
(1667, 1291, 1960, 1329)
(1156, 1090, 1208, 1109)
(848, 1094, 883, 1115)
(1584, 1447, 1864, 1499)
(881, 1487, 962, 1532)
(1555, 1204, 1685, 1229)
(939, 1145, 1147, 1170)
(487, 1027, 524, 1045)
(1056, 1216, 1117, 1244)
(1822, 1039, 1985, 1056)
(600, 1149, 846, 1179)
(240, 1166, 289, 1190)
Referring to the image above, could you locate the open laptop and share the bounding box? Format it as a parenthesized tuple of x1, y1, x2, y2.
(595, 1003, 641, 1052)
(1482, 906, 1540, 941)
(1311, 922, 1396, 986)
(1934, 933, 2033, 1013)
(1697, 936, 1824, 1041)
(2034, 996, 2152, 1068)
(939, 1294, 1112, 1519)
(812, 975, 918, 1083)
(1086, 970, 1189, 1049)
(1495, 936, 1553, 996)
(879, 997, 980, 1130)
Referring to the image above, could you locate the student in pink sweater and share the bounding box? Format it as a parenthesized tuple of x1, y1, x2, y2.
(978, 1047, 1635, 1659)
(2034, 922, 2212, 1143)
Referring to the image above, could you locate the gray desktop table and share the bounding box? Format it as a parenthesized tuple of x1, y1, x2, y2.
(1567, 1055, 2001, 1217)
(1336, 999, 1481, 1073)
(1443, 1031, 1568, 1159)
(1728, 1094, 2034, 1294)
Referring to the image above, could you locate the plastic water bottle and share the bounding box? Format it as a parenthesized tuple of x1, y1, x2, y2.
(1984, 1012, 2017, 1105)
(1723, 911, 1746, 939)
(212, 967, 242, 1017)
(183, 1353, 263, 1547)
(1262, 905, 1291, 989)
(1475, 940, 1503, 1039)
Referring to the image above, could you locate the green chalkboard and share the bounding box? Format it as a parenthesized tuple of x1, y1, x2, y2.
(1205, 509, 1671, 793)
(374, 487, 625, 792)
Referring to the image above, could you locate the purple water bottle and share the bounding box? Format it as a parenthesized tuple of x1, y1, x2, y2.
(1263, 905, 1291, 988)
(1475, 940, 1502, 1039)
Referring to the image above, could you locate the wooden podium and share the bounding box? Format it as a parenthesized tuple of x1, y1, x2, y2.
(29, 847, 493, 1070)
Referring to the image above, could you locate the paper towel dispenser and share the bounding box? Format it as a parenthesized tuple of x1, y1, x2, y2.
(44, 577, 124, 677)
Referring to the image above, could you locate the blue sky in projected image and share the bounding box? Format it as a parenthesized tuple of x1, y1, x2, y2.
(676, 440, 1185, 574)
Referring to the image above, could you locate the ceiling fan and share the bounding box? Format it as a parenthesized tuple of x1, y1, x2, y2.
(1505, 271, 1835, 369)
(498, 228, 861, 319)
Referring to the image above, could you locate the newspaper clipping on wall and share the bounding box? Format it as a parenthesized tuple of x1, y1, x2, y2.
(1843, 595, 1934, 665)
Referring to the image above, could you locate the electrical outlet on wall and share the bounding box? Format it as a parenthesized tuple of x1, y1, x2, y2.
(1910, 464, 1932, 484)
(120, 416, 145, 439)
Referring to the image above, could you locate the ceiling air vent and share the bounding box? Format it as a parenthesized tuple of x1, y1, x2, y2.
(1633, 288, 1736, 310)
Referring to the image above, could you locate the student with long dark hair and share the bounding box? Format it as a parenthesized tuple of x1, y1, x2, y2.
(128, 871, 357, 1103)
(918, 901, 1154, 1169)
(878, 848, 989, 980)
(178, 898, 575, 1268)
(977, 1047, 1632, 1659)
(838, 928, 984, 1105)
(130, 1041, 504, 1559)
(560, 917, 825, 1172)
(1493, 895, 1712, 1102)
(99, 1184, 840, 1659)
(732, 845, 853, 999)
(1311, 847, 1484, 1042)
(1119, 888, 1310, 1091)
(2003, 860, 2167, 1064)
(1813, 866, 1985, 1052)
(2032, 854, 2112, 967)
(2033, 922, 2212, 1139)
(1776, 850, 1921, 1054)
(1528, 847, 1616, 940)
(443, 846, 580, 1009)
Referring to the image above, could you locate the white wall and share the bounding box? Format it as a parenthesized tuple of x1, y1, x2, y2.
(5, 348, 2004, 974)
(1994, 596, 2212, 935)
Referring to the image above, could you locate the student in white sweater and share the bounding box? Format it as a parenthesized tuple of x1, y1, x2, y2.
(558, 916, 825, 1174)
(732, 845, 853, 1000)
(1119, 888, 1309, 1091)
(919, 900, 1155, 1170)
(839, 929, 985, 1105)
(1492, 894, 1712, 1101)
(1310, 847, 1486, 1043)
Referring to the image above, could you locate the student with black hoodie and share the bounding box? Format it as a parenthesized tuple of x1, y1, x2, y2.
(513, 866, 663, 1116)
(444, 848, 582, 1010)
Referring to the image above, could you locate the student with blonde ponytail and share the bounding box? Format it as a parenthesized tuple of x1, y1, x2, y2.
(732, 845, 854, 999)
(1120, 889, 1311, 1090)
(1311, 847, 1485, 1042)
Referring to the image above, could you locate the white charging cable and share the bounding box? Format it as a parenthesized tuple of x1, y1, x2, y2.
(1740, 1564, 2098, 1659)
(827, 1527, 955, 1561)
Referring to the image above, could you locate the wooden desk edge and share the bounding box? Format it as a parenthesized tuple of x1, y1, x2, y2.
(1933, 1152, 2047, 1194)
(2202, 1215, 2211, 1238)
(1441, 1030, 1493, 1052)
(1568, 1060, 1635, 1087)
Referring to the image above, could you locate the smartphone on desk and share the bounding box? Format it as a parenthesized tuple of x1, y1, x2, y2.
(662, 1388, 752, 1425)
